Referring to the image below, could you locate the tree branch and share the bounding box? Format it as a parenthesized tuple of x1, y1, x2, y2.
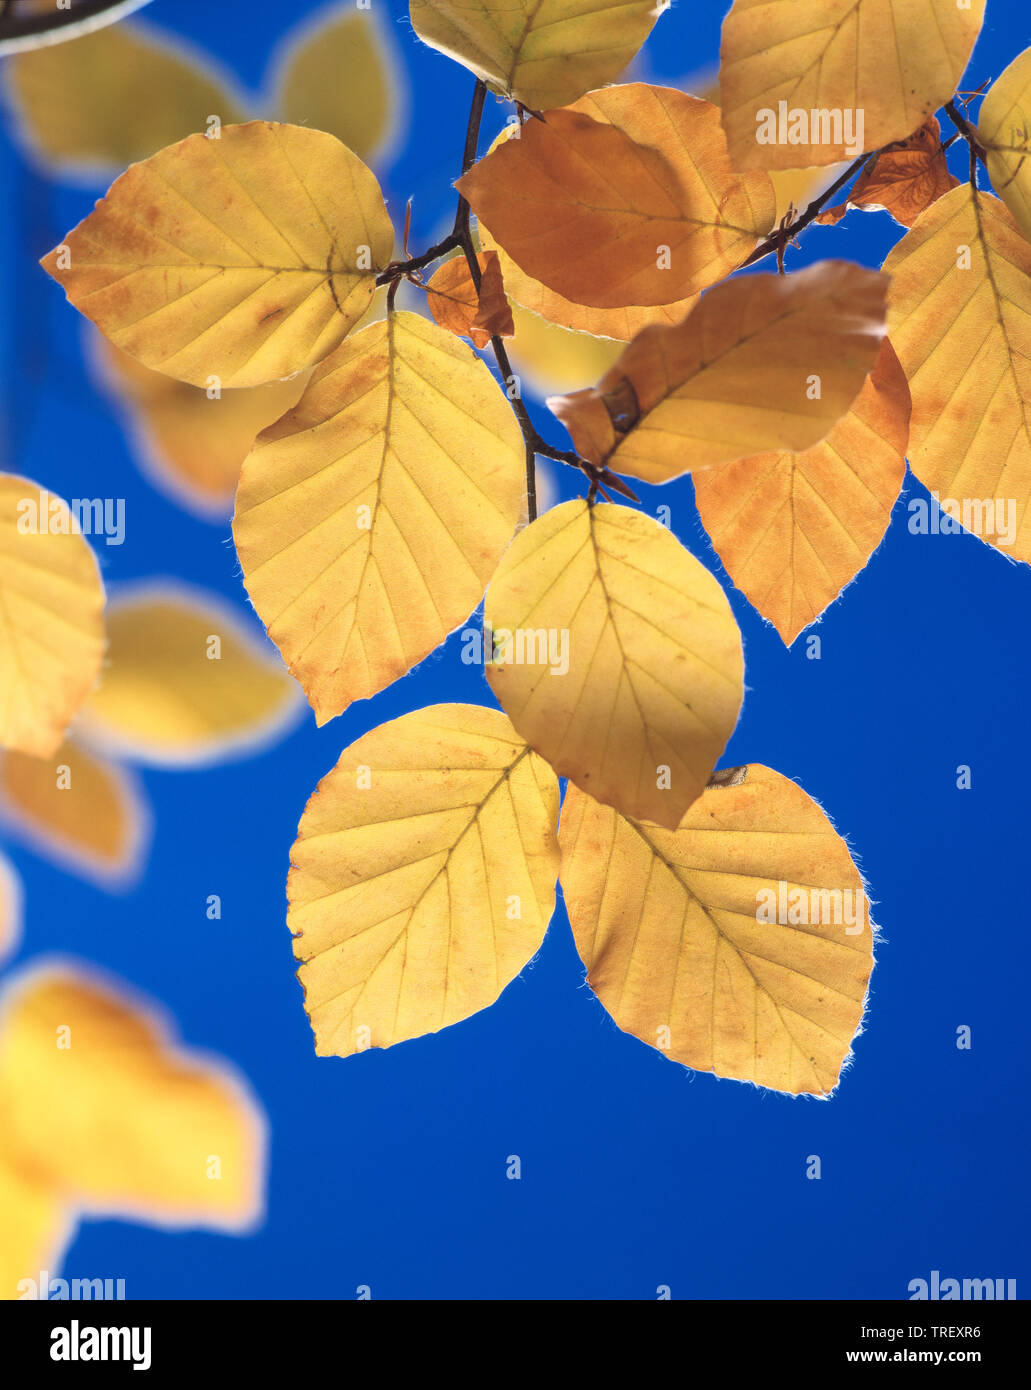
(740, 149, 880, 269)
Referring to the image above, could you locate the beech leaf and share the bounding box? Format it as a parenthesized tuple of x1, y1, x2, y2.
(979, 46, 1031, 245)
(425, 251, 514, 349)
(818, 118, 960, 228)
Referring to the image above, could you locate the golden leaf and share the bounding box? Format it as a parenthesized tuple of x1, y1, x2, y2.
(41, 121, 395, 388)
(234, 311, 525, 724)
(425, 250, 514, 349)
(548, 261, 889, 483)
(0, 740, 149, 887)
(92, 335, 308, 518)
(409, 0, 662, 111)
(0, 474, 105, 759)
(719, 0, 985, 170)
(817, 118, 959, 228)
(694, 340, 911, 643)
(76, 583, 302, 766)
(5, 21, 245, 176)
(0, 853, 22, 966)
(288, 703, 560, 1057)
(559, 766, 875, 1096)
(484, 500, 743, 829)
(0, 965, 266, 1230)
(457, 86, 775, 310)
(0, 1158, 72, 1301)
(506, 304, 625, 397)
(275, 5, 402, 165)
(883, 184, 1031, 562)
(979, 46, 1031, 244)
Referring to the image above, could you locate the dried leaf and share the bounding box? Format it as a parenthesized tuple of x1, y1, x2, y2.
(234, 312, 524, 723)
(425, 251, 514, 349)
(819, 118, 959, 228)
(288, 703, 560, 1057)
(42, 121, 394, 388)
(560, 766, 875, 1096)
(694, 340, 910, 643)
(979, 46, 1031, 244)
(457, 86, 775, 310)
(484, 500, 744, 829)
(549, 261, 889, 483)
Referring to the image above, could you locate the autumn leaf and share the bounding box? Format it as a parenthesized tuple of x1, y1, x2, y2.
(274, 4, 402, 165)
(484, 500, 743, 829)
(0, 474, 105, 759)
(288, 703, 560, 1057)
(0, 853, 22, 966)
(41, 121, 395, 388)
(75, 583, 302, 766)
(0, 740, 149, 887)
(5, 21, 246, 176)
(694, 340, 911, 643)
(457, 86, 775, 310)
(234, 311, 525, 724)
(0, 965, 266, 1235)
(979, 46, 1031, 244)
(425, 250, 514, 349)
(549, 261, 889, 484)
(0, 1158, 71, 1302)
(409, 0, 662, 111)
(816, 118, 959, 228)
(882, 184, 1031, 563)
(505, 304, 625, 397)
(92, 335, 309, 518)
(559, 766, 875, 1096)
(719, 0, 986, 170)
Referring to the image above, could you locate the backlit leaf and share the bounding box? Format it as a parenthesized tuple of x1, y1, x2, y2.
(979, 46, 1031, 244)
(288, 703, 560, 1057)
(275, 4, 402, 165)
(234, 311, 525, 724)
(0, 964, 266, 1228)
(76, 583, 303, 766)
(5, 21, 245, 177)
(457, 86, 775, 310)
(719, 0, 985, 170)
(549, 261, 889, 483)
(0, 1158, 71, 1301)
(0, 740, 149, 887)
(694, 340, 911, 643)
(559, 766, 875, 1095)
(42, 121, 395, 388)
(816, 118, 959, 228)
(425, 250, 514, 349)
(882, 184, 1031, 562)
(0, 474, 105, 759)
(506, 304, 625, 397)
(484, 500, 743, 829)
(409, 0, 662, 111)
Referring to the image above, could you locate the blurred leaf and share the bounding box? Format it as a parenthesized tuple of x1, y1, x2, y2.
(5, 21, 246, 177)
(0, 473, 105, 759)
(42, 121, 394, 388)
(0, 1156, 71, 1301)
(559, 766, 875, 1096)
(0, 740, 149, 887)
(234, 313, 524, 724)
(979, 45, 1031, 243)
(76, 583, 302, 767)
(505, 304, 624, 397)
(0, 853, 22, 966)
(274, 4, 402, 165)
(288, 704, 560, 1057)
(484, 501, 744, 829)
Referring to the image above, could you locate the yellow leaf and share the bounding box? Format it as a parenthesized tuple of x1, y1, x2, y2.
(0, 740, 149, 887)
(0, 1157, 72, 1301)
(274, 4, 402, 165)
(549, 261, 889, 484)
(979, 46, 1031, 245)
(234, 311, 525, 724)
(559, 766, 875, 1096)
(882, 184, 1031, 562)
(92, 335, 309, 518)
(5, 21, 246, 177)
(0, 852, 22, 966)
(76, 583, 302, 766)
(41, 121, 395, 388)
(0, 964, 266, 1228)
(506, 304, 625, 397)
(0, 474, 105, 759)
(694, 339, 911, 643)
(458, 87, 775, 310)
(484, 501, 743, 829)
(719, 0, 985, 170)
(288, 703, 560, 1057)
(409, 0, 662, 110)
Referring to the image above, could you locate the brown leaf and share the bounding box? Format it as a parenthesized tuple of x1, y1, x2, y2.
(425, 251, 514, 349)
(819, 119, 960, 228)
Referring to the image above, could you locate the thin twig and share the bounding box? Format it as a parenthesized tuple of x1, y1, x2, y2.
(740, 149, 880, 268)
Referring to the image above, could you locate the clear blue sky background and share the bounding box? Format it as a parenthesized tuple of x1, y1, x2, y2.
(2, 0, 1029, 1299)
